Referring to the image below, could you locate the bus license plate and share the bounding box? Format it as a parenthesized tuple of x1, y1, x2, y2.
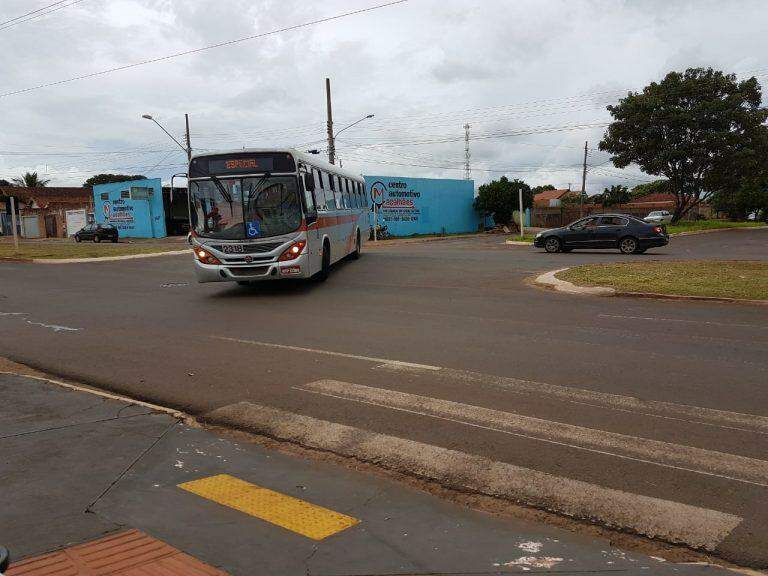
(221, 245, 244, 254)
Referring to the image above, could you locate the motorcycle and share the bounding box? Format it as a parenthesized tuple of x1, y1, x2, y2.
(370, 223, 390, 240)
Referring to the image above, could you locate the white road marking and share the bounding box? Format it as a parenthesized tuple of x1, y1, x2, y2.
(598, 313, 768, 330)
(374, 364, 768, 435)
(296, 380, 768, 487)
(25, 320, 79, 332)
(215, 334, 768, 434)
(0, 312, 27, 316)
(211, 336, 441, 371)
(205, 401, 743, 551)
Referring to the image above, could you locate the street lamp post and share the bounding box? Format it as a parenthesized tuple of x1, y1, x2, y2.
(142, 114, 191, 161)
(332, 114, 374, 165)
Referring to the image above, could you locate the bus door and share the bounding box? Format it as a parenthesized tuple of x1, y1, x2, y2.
(301, 169, 320, 273)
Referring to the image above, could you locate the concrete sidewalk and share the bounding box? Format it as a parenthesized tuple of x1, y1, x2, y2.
(0, 372, 734, 575)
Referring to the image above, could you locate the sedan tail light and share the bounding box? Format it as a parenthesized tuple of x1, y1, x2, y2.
(653, 226, 664, 234)
(278, 241, 307, 262)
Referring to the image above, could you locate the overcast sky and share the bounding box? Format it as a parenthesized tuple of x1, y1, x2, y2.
(1, 0, 767, 193)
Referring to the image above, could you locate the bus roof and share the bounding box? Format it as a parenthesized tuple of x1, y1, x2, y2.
(190, 148, 364, 181)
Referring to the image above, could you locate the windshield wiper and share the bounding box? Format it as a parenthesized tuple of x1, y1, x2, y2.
(245, 172, 271, 207)
(209, 174, 232, 203)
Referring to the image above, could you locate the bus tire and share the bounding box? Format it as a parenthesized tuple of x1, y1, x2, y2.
(351, 231, 361, 260)
(316, 241, 330, 282)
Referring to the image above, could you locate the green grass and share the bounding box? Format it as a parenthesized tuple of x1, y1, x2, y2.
(0, 242, 187, 260)
(667, 220, 764, 234)
(506, 234, 536, 243)
(557, 260, 768, 300)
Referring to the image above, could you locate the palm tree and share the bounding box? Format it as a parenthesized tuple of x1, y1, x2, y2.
(11, 171, 50, 187)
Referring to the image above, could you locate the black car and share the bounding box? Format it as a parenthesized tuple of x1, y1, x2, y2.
(533, 214, 669, 254)
(74, 223, 119, 243)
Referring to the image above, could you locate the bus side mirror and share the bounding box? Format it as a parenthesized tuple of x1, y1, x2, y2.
(303, 173, 315, 192)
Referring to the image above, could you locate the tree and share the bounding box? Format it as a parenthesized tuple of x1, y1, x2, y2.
(531, 184, 556, 195)
(601, 185, 630, 207)
(711, 179, 768, 221)
(474, 177, 532, 229)
(0, 179, 11, 187)
(599, 68, 768, 223)
(12, 172, 50, 187)
(83, 174, 147, 187)
(629, 180, 670, 200)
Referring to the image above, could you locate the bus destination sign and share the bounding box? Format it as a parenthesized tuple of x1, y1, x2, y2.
(208, 157, 274, 174)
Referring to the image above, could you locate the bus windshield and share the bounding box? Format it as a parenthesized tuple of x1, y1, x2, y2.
(190, 176, 302, 240)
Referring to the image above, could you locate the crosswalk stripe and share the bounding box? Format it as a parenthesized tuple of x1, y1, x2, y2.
(213, 334, 768, 435)
(374, 363, 768, 435)
(296, 379, 768, 487)
(203, 401, 743, 552)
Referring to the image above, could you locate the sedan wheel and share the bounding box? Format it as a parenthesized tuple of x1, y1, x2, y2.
(74, 235, 81, 243)
(544, 237, 562, 253)
(619, 237, 638, 254)
(93, 236, 101, 243)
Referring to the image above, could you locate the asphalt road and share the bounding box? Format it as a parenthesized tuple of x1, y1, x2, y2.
(1, 228, 767, 566)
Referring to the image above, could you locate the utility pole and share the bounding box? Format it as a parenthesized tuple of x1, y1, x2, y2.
(464, 123, 471, 180)
(9, 196, 19, 251)
(326, 78, 335, 165)
(518, 188, 525, 240)
(184, 114, 192, 162)
(580, 141, 588, 217)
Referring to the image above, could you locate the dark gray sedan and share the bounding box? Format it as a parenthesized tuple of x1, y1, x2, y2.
(74, 223, 119, 243)
(533, 214, 669, 254)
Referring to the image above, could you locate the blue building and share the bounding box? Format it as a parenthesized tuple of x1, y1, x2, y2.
(92, 178, 167, 238)
(364, 176, 479, 236)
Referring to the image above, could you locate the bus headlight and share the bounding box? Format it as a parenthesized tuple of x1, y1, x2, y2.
(195, 247, 221, 265)
(278, 241, 306, 262)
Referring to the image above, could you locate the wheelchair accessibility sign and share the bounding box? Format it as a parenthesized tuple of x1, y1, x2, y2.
(246, 221, 261, 238)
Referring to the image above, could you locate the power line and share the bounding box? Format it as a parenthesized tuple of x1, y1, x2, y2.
(0, 0, 408, 99)
(0, 0, 85, 32)
(0, 0, 68, 27)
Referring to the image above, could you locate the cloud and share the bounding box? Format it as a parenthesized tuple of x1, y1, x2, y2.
(0, 0, 766, 193)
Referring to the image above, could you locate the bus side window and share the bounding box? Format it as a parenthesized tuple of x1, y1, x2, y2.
(355, 182, 362, 208)
(360, 182, 368, 207)
(333, 175, 343, 209)
(350, 180, 359, 208)
(342, 179, 350, 209)
(324, 172, 336, 210)
(312, 169, 324, 209)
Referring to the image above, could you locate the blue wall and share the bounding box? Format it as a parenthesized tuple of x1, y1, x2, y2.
(93, 178, 166, 238)
(364, 176, 479, 236)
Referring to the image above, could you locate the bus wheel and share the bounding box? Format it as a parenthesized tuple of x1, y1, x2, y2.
(316, 242, 330, 282)
(351, 231, 361, 260)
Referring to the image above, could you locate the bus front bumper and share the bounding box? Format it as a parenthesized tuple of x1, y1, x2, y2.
(193, 254, 311, 283)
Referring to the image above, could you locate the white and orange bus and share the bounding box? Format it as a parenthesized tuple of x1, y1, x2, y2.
(188, 149, 369, 284)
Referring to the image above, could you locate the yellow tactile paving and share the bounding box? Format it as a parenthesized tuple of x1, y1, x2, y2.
(178, 474, 360, 540)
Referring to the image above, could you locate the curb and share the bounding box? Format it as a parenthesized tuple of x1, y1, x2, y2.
(670, 225, 768, 237)
(505, 240, 534, 246)
(30, 249, 191, 264)
(0, 370, 184, 417)
(535, 267, 767, 305)
(366, 233, 484, 247)
(534, 268, 615, 296)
